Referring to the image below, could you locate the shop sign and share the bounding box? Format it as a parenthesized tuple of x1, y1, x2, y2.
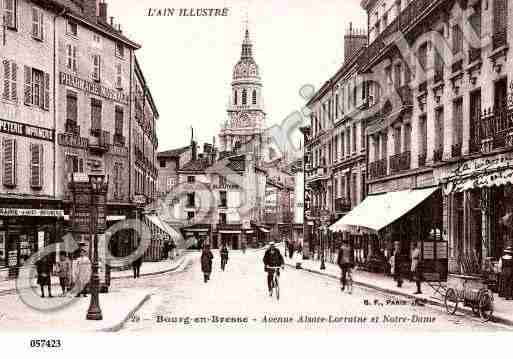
(213, 184, 239, 190)
(445, 152, 513, 180)
(0, 208, 64, 217)
(0, 118, 54, 141)
(60, 72, 129, 105)
(8, 250, 17, 267)
(133, 195, 146, 204)
(58, 133, 89, 149)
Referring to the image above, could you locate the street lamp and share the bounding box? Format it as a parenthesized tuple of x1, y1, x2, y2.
(87, 175, 108, 321)
(320, 225, 326, 270)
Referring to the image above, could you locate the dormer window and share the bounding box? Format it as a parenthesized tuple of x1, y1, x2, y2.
(67, 20, 78, 37)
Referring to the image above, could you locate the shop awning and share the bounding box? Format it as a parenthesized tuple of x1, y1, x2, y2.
(329, 187, 439, 234)
(145, 215, 181, 241)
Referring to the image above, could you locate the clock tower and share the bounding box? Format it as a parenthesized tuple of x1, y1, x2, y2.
(219, 25, 268, 161)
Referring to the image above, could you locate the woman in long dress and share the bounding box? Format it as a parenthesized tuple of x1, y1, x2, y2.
(73, 250, 91, 297)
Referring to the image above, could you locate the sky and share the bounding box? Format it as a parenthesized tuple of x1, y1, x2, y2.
(107, 0, 367, 152)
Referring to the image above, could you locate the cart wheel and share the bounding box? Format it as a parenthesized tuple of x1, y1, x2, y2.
(478, 290, 494, 322)
(444, 288, 459, 315)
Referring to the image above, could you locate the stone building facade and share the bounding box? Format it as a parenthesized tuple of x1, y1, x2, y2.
(0, 0, 160, 277)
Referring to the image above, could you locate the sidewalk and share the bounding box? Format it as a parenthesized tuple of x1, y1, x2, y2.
(284, 254, 513, 326)
(0, 253, 188, 295)
(0, 253, 191, 332)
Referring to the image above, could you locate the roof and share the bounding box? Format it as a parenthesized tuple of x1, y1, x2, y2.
(227, 157, 245, 172)
(180, 159, 211, 173)
(158, 145, 191, 158)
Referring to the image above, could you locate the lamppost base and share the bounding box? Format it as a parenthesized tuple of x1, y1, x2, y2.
(86, 304, 103, 321)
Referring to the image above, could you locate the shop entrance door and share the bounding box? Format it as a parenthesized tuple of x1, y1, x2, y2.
(7, 232, 19, 278)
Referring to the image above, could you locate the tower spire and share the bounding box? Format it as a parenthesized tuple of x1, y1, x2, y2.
(241, 17, 253, 60)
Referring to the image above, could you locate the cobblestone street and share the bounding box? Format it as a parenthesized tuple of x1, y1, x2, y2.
(119, 250, 510, 332)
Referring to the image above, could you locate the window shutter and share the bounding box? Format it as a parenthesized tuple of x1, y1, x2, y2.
(73, 46, 77, 72)
(4, 0, 15, 28)
(30, 144, 39, 188)
(2, 60, 10, 100)
(32, 8, 39, 38)
(24, 66, 32, 105)
(3, 138, 16, 187)
(43, 72, 50, 110)
(10, 62, 17, 102)
(39, 12, 44, 40)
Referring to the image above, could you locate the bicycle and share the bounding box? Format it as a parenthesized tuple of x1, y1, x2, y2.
(267, 266, 282, 300)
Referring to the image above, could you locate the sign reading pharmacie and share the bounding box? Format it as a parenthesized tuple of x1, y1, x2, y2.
(0, 118, 54, 142)
(60, 72, 129, 105)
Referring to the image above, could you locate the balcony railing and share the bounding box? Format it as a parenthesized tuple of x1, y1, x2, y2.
(451, 143, 462, 158)
(418, 152, 427, 167)
(369, 158, 388, 180)
(390, 151, 411, 173)
(334, 198, 351, 213)
(481, 107, 513, 150)
(433, 148, 443, 162)
(65, 120, 80, 135)
(88, 130, 110, 152)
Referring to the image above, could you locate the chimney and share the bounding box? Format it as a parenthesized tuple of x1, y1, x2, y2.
(98, 1, 108, 23)
(344, 22, 367, 62)
(83, 0, 99, 20)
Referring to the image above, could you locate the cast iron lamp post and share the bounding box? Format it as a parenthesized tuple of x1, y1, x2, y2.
(87, 175, 108, 321)
(320, 225, 326, 270)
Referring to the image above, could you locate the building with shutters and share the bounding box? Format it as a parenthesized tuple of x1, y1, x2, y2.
(0, 0, 160, 278)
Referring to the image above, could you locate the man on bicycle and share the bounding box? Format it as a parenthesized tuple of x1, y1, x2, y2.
(337, 239, 354, 292)
(263, 241, 284, 297)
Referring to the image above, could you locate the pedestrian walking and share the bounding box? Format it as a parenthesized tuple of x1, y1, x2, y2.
(337, 240, 353, 292)
(132, 255, 143, 279)
(56, 253, 72, 296)
(390, 241, 403, 288)
(73, 250, 91, 297)
(288, 240, 294, 259)
(169, 240, 176, 260)
(220, 244, 229, 271)
(36, 256, 52, 298)
(411, 242, 422, 295)
(201, 243, 214, 283)
(499, 247, 513, 300)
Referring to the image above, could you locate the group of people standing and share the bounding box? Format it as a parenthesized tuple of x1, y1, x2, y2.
(36, 249, 92, 298)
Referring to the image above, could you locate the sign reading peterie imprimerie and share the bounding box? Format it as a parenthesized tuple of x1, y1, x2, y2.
(0, 118, 54, 141)
(0, 208, 64, 217)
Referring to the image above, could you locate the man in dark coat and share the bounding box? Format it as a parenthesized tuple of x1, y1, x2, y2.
(132, 255, 143, 279)
(337, 240, 353, 292)
(201, 243, 214, 283)
(263, 242, 284, 296)
(220, 244, 229, 271)
(36, 256, 52, 298)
